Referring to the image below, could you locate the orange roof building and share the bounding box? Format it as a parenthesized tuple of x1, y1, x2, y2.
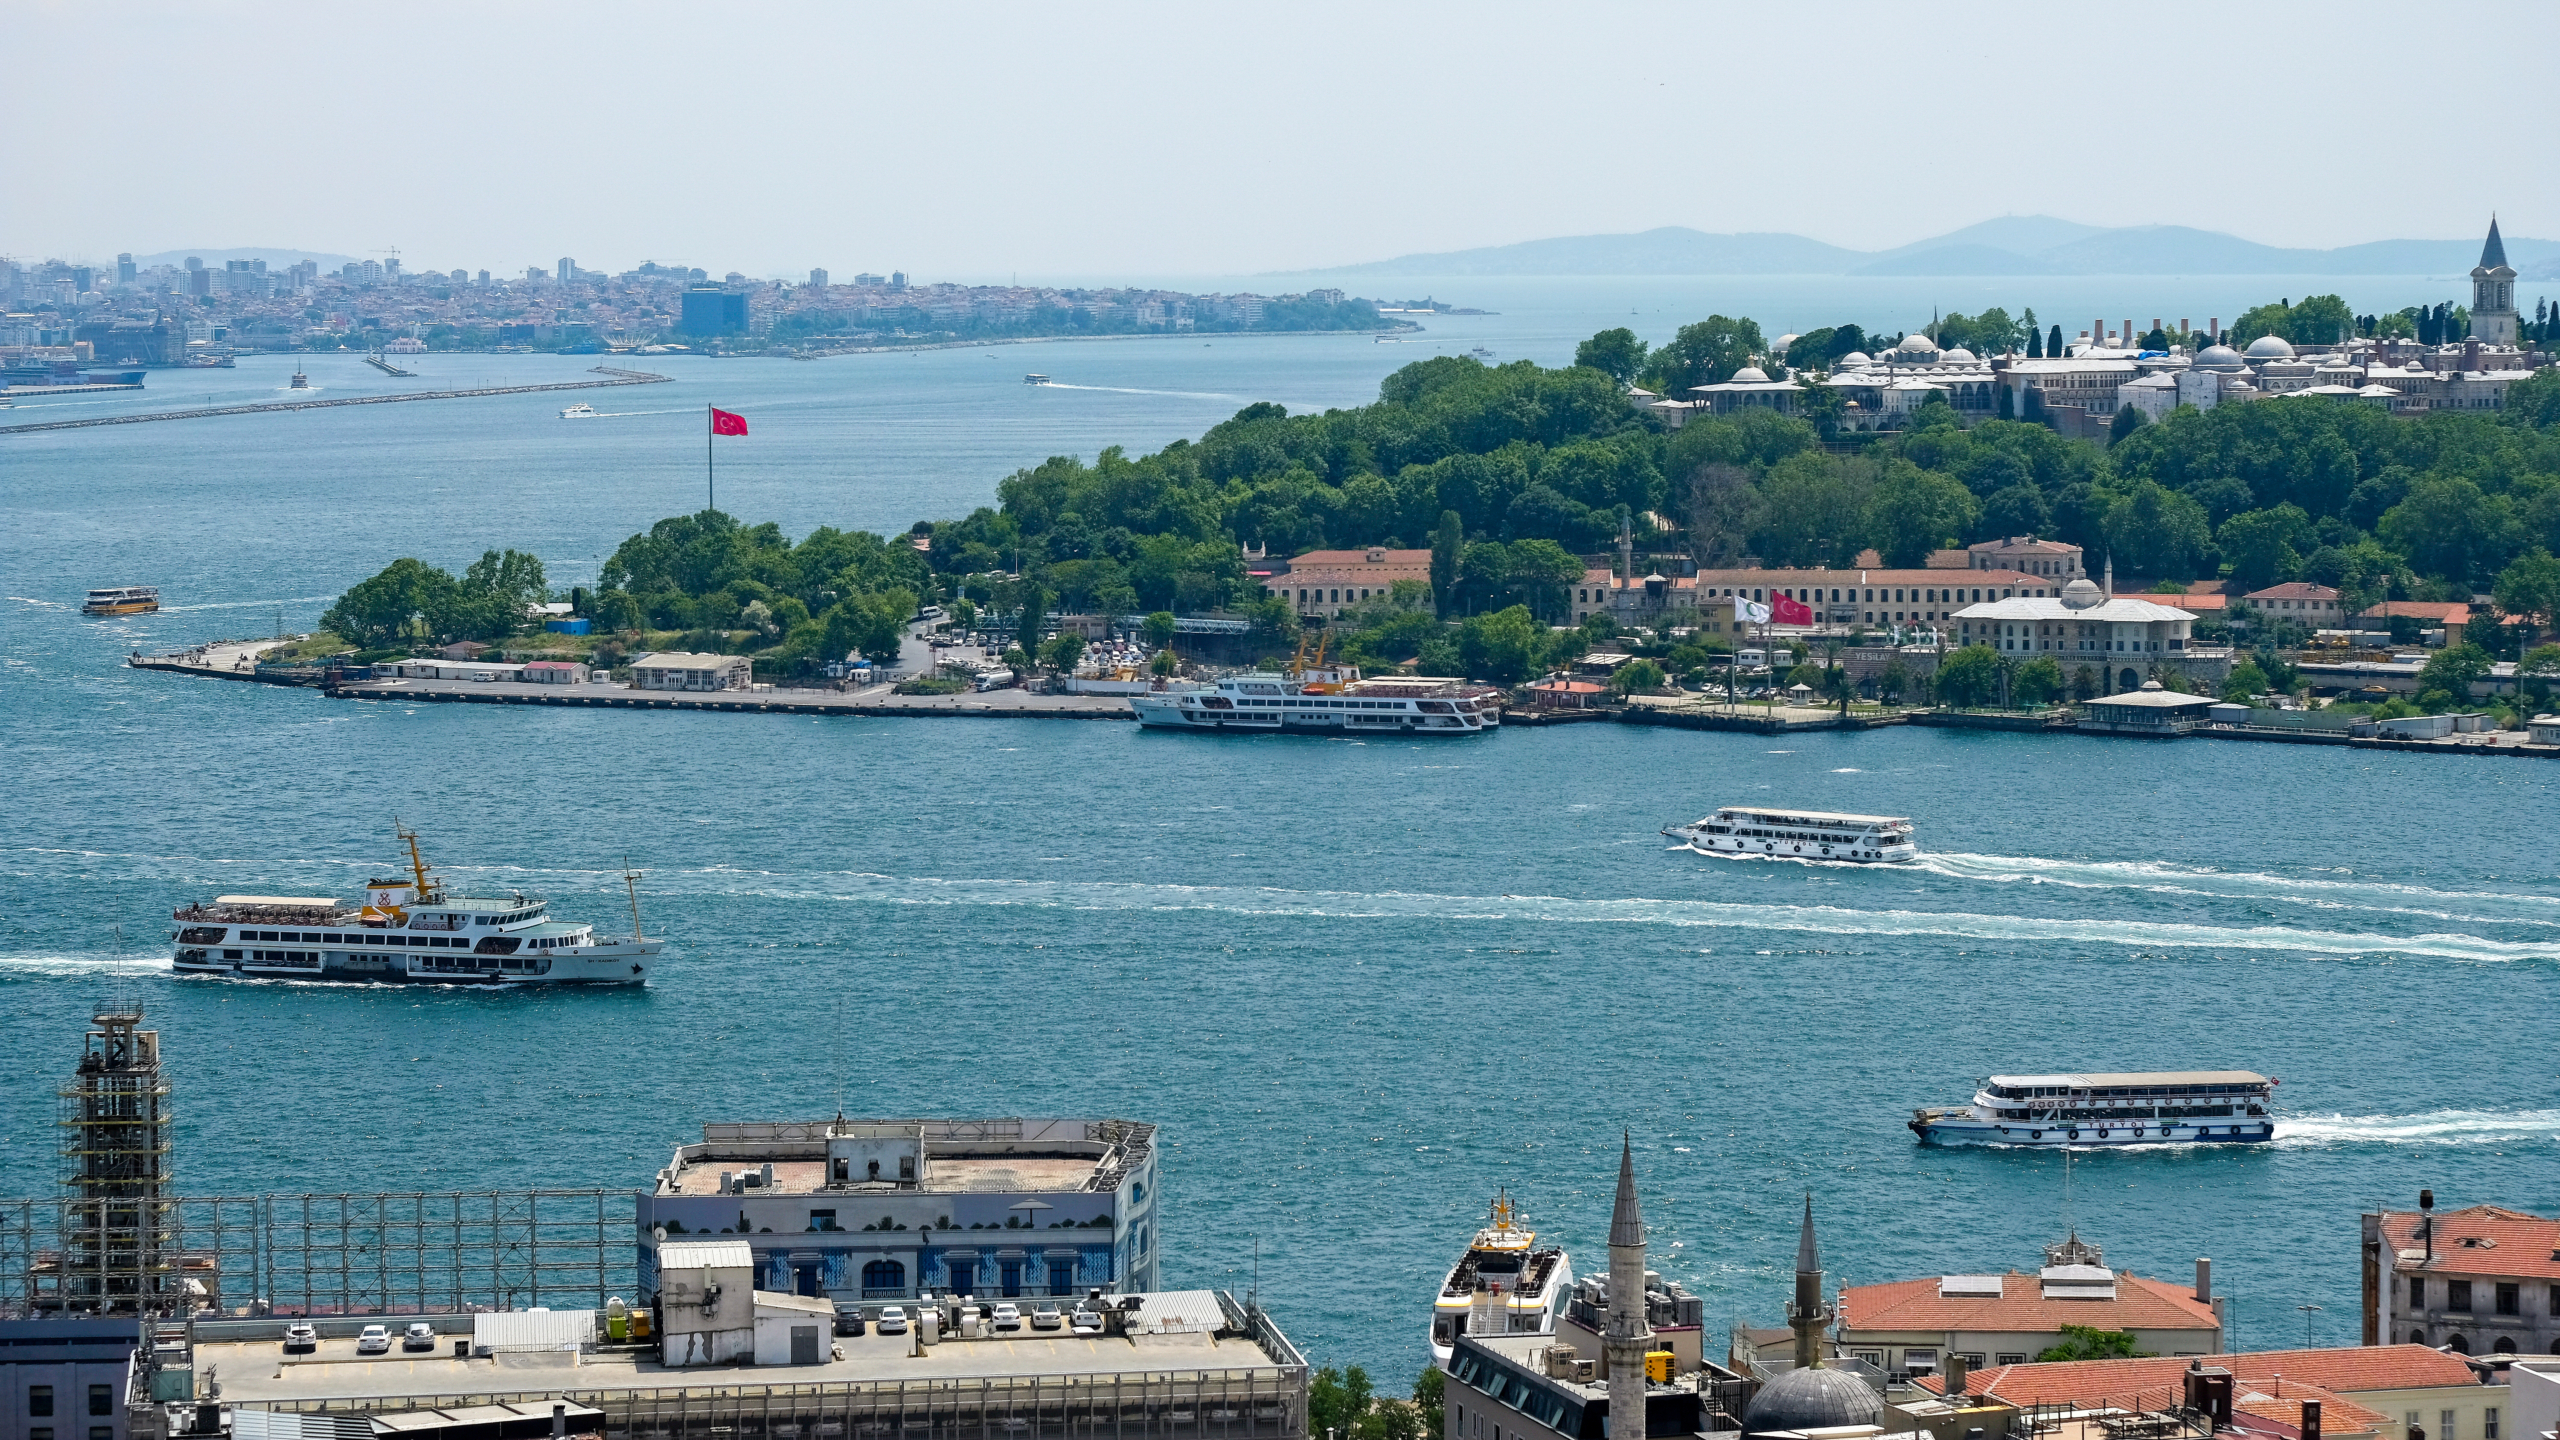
(2363, 1201, 2560, 1354)
(1909, 1344, 2498, 1440)
(1839, 1246, 2221, 1377)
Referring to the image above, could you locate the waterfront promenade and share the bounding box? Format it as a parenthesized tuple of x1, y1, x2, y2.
(328, 673, 1136, 719)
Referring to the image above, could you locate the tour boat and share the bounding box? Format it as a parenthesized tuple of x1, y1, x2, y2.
(1909, 1070, 2278, 1147)
(81, 586, 161, 616)
(1130, 668, 1499, 735)
(169, 827, 658, 986)
(1663, 806, 1914, 863)
(1023, 373, 1049, 385)
(560, 403, 598, 419)
(1428, 1191, 1572, 1370)
(289, 366, 310, 389)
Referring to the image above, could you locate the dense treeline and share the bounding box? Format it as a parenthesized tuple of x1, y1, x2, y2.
(319, 311, 2560, 681)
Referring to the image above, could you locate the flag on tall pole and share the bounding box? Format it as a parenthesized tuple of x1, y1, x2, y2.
(707, 407, 747, 513)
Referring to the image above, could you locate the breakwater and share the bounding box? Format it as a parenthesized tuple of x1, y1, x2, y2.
(0, 366, 669, 435)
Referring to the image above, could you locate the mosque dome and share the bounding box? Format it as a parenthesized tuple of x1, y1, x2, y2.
(2244, 334, 2296, 360)
(1730, 366, 1771, 384)
(2196, 344, 2246, 372)
(1742, 1367, 1885, 1436)
(2061, 578, 2106, 610)
(1940, 347, 1977, 363)
(1836, 351, 1873, 369)
(1895, 333, 1941, 357)
(1773, 334, 1800, 352)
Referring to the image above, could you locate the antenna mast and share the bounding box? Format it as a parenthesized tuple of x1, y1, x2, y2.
(624, 855, 645, 942)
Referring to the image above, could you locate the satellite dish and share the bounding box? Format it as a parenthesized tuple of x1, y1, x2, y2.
(652, 1226, 668, 1243)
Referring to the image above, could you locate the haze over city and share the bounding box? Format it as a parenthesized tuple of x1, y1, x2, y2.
(11, 0, 2558, 279)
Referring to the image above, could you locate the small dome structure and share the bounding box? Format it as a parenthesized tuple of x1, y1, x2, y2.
(1742, 1368, 1885, 1436)
(2196, 344, 2246, 372)
(1730, 366, 1771, 384)
(1895, 332, 1941, 357)
(2244, 334, 2296, 360)
(1940, 347, 1977, 363)
(1773, 333, 1800, 352)
(2138, 679, 2165, 691)
(1835, 351, 1873, 370)
(2060, 579, 2106, 610)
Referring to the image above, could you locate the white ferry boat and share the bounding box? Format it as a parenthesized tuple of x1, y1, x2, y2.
(560, 402, 598, 418)
(170, 829, 658, 986)
(1429, 1191, 1572, 1370)
(82, 586, 161, 616)
(1131, 670, 1499, 734)
(1664, 806, 1915, 863)
(1910, 1070, 2278, 1147)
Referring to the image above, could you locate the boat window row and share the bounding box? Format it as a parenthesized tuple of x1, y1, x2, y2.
(1995, 1105, 2239, 1121)
(232, 928, 479, 949)
(1991, 1082, 2264, 1098)
(247, 949, 321, 968)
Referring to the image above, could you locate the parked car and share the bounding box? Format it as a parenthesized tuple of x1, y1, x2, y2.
(356, 1324, 392, 1355)
(282, 1323, 318, 1354)
(833, 1301, 867, 1337)
(1068, 1307, 1104, 1335)
(400, 1322, 436, 1352)
(991, 1303, 1022, 1332)
(1029, 1303, 1062, 1331)
(875, 1306, 908, 1335)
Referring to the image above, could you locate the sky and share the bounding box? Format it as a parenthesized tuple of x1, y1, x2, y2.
(10, 0, 2558, 283)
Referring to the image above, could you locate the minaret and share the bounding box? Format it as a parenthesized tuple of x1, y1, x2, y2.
(1605, 1135, 1656, 1435)
(1787, 1193, 1833, 1370)
(2471, 216, 2518, 346)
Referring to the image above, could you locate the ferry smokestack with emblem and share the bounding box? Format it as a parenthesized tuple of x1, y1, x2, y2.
(1604, 1136, 1654, 1431)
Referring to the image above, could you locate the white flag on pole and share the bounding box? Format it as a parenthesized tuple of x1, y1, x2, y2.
(1738, 599, 1771, 625)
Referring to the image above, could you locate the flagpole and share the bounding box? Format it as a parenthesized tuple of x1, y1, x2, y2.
(707, 405, 715, 514)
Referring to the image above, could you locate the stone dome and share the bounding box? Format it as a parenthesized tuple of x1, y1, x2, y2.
(1940, 347, 1977, 363)
(2060, 578, 2106, 610)
(2244, 334, 2296, 360)
(1773, 334, 1800, 352)
(2196, 344, 2246, 372)
(1743, 1367, 1884, 1437)
(1895, 332, 1941, 356)
(1836, 351, 1873, 369)
(1730, 366, 1771, 384)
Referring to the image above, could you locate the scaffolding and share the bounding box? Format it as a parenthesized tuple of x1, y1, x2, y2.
(49, 1000, 184, 1314)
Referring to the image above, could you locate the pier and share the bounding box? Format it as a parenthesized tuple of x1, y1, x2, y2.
(0, 366, 670, 436)
(326, 674, 1137, 719)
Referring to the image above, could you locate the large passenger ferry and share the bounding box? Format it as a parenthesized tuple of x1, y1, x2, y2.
(1909, 1070, 2278, 1147)
(170, 829, 658, 986)
(1664, 806, 1915, 862)
(1130, 664, 1500, 735)
(82, 586, 161, 616)
(1429, 1191, 1572, 1370)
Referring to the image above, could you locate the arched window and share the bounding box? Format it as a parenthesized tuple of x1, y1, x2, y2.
(2494, 1337, 2517, 1354)
(862, 1259, 906, 1295)
(2411, 1330, 2428, 1345)
(2446, 1334, 2470, 1354)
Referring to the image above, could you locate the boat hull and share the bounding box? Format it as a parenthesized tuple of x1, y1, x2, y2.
(82, 601, 159, 616)
(172, 940, 657, 986)
(1666, 827, 1915, 863)
(1910, 1116, 2273, 1146)
(1131, 695, 1489, 735)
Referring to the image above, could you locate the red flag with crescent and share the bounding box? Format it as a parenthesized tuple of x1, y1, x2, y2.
(1770, 592, 1814, 625)
(710, 408, 748, 436)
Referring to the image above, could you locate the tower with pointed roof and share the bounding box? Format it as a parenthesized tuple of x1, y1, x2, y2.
(1742, 1194, 1879, 1437)
(1605, 1135, 1656, 1435)
(1787, 1193, 1832, 1368)
(2471, 217, 2518, 346)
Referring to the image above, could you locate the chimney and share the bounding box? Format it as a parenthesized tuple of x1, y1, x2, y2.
(2464, 339, 2481, 373)
(2304, 1401, 2323, 1440)
(1946, 1354, 1971, 1398)
(2185, 1364, 2235, 1431)
(2180, 318, 2190, 335)
(2210, 318, 2221, 340)
(2420, 1189, 2435, 1263)
(2195, 1258, 2212, 1304)
(552, 1404, 567, 1439)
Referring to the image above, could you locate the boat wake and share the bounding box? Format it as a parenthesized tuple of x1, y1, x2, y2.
(0, 952, 170, 978)
(2276, 1109, 2560, 1147)
(155, 594, 336, 613)
(1037, 382, 1314, 410)
(1912, 852, 2560, 927)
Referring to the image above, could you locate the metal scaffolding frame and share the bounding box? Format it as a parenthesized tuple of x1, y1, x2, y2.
(3, 1189, 636, 1318)
(52, 1001, 180, 1314)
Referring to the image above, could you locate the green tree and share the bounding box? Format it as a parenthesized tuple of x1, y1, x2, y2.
(1429, 510, 1464, 620)
(2217, 504, 2317, 592)
(1934, 644, 2002, 707)
(1411, 1366, 1446, 1440)
(2284, 294, 2355, 346)
(2380, 477, 2518, 586)
(2222, 659, 2272, 701)
(1141, 611, 1179, 649)
(1751, 452, 1875, 568)
(2013, 655, 2063, 705)
(1039, 633, 1086, 671)
(1150, 648, 1179, 676)
(2036, 1325, 2142, 1363)
(2492, 550, 2560, 638)
(2108, 404, 2146, 444)
(1866, 462, 1980, 567)
(1308, 1367, 1375, 1440)
(2104, 482, 2213, 583)
(321, 557, 462, 649)
(1610, 658, 1666, 695)
(822, 589, 917, 664)
(2417, 643, 2492, 702)
(1457, 605, 1546, 684)
(1641, 314, 1767, 395)
(1573, 327, 1649, 386)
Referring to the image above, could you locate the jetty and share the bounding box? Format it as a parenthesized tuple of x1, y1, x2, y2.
(1, 366, 669, 436)
(363, 354, 417, 376)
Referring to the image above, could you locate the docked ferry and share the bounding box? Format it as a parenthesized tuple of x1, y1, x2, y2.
(170, 829, 658, 986)
(1429, 1191, 1572, 1370)
(82, 586, 161, 616)
(1131, 668, 1500, 735)
(1910, 1070, 2278, 1147)
(1664, 806, 1915, 862)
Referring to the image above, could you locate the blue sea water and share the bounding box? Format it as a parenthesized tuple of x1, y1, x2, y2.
(4, 273, 2557, 1382)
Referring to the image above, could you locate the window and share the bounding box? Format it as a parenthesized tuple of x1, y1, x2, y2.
(89, 1386, 111, 1417)
(2411, 1276, 2430, 1308)
(2450, 1280, 2473, 1311)
(809, 1209, 837, 1232)
(93, 1429, 113, 1440)
(31, 1430, 50, 1440)
(31, 1386, 54, 1417)
(2495, 1282, 2518, 1315)
(2443, 1411, 2457, 1440)
(1997, 1354, 2027, 1366)
(2484, 1408, 2499, 1440)
(861, 1259, 906, 1295)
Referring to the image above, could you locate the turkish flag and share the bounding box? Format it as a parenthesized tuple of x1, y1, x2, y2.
(710, 407, 748, 436)
(1770, 592, 1815, 626)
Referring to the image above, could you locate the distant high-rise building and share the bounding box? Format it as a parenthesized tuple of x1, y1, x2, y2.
(808, 267, 828, 288)
(680, 285, 749, 337)
(688, 267, 707, 282)
(557, 257, 575, 283)
(450, 268, 467, 283)
(477, 270, 490, 285)
(527, 265, 546, 282)
(71, 266, 94, 292)
(890, 271, 908, 290)
(184, 269, 212, 298)
(116, 254, 135, 284)
(854, 273, 885, 286)
(183, 256, 203, 272)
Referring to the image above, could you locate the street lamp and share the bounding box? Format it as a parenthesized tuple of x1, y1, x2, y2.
(2297, 1303, 2322, 1349)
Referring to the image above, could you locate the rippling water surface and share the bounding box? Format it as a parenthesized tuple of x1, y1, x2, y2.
(6, 289, 2557, 1379)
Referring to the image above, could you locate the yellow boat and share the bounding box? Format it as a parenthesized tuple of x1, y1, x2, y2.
(81, 586, 160, 615)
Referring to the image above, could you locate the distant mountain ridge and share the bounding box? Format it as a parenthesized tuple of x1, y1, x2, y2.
(1314, 217, 2557, 278)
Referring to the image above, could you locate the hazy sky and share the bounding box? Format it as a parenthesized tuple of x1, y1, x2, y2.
(12, 1, 2555, 281)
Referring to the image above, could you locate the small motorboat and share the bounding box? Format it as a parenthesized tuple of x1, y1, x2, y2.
(560, 403, 598, 419)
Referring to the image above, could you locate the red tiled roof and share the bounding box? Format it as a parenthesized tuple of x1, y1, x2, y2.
(1841, 1270, 2217, 1336)
(2244, 583, 2340, 602)
(1919, 1345, 2472, 1425)
(2376, 1205, 2560, 1279)
(2145, 593, 2229, 613)
(1286, 548, 1432, 567)
(2358, 602, 2471, 624)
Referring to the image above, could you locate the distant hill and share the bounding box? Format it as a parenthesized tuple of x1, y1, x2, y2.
(130, 247, 366, 271)
(1312, 218, 2558, 278)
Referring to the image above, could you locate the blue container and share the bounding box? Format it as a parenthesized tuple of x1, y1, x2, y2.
(545, 617, 593, 635)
